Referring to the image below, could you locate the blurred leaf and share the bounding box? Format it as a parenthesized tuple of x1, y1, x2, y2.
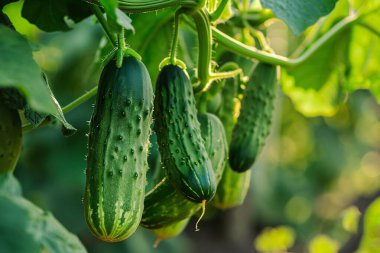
(308, 235, 340, 253)
(282, 0, 380, 117)
(0, 192, 87, 253)
(261, 0, 338, 34)
(254, 226, 295, 252)
(341, 206, 361, 233)
(357, 197, 380, 253)
(21, 0, 91, 32)
(0, 25, 57, 114)
(281, 28, 349, 117)
(0, 172, 22, 196)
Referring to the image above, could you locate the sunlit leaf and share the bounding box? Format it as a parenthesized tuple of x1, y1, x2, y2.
(357, 197, 380, 253)
(309, 234, 340, 253)
(261, 0, 338, 34)
(254, 226, 295, 252)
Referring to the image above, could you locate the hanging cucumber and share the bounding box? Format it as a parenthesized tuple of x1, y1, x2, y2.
(229, 63, 277, 172)
(0, 102, 22, 174)
(210, 75, 252, 209)
(154, 64, 216, 203)
(84, 56, 154, 242)
(141, 112, 227, 229)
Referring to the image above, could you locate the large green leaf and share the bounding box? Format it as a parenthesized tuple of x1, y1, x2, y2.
(0, 174, 87, 253)
(21, 0, 91, 32)
(261, 0, 338, 34)
(0, 25, 56, 114)
(281, 29, 350, 117)
(282, 0, 380, 117)
(0, 25, 76, 133)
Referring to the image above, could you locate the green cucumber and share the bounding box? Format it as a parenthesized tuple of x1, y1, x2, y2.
(154, 64, 216, 203)
(211, 76, 252, 209)
(146, 132, 163, 192)
(0, 102, 22, 173)
(197, 113, 227, 183)
(229, 63, 277, 172)
(141, 113, 227, 229)
(212, 166, 251, 209)
(84, 57, 154, 242)
(151, 218, 190, 247)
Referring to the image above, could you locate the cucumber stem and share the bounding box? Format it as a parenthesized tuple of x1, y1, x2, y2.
(116, 29, 126, 68)
(210, 0, 229, 21)
(153, 237, 162, 248)
(91, 5, 117, 47)
(195, 200, 206, 231)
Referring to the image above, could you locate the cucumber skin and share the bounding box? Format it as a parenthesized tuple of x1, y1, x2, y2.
(211, 76, 252, 209)
(151, 218, 190, 241)
(84, 57, 153, 242)
(154, 64, 216, 202)
(141, 113, 227, 229)
(229, 63, 277, 172)
(0, 102, 22, 173)
(197, 113, 227, 183)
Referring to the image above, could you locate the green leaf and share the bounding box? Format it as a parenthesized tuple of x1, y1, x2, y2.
(282, 0, 380, 116)
(21, 0, 91, 32)
(0, 193, 87, 253)
(357, 197, 380, 253)
(281, 29, 350, 117)
(0, 25, 56, 114)
(0, 172, 22, 196)
(261, 0, 338, 34)
(0, 25, 76, 134)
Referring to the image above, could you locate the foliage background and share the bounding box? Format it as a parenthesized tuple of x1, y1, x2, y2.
(2, 1, 380, 252)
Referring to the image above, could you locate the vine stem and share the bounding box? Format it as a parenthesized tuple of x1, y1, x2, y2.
(22, 86, 98, 132)
(212, 14, 358, 68)
(91, 5, 117, 47)
(170, 10, 181, 64)
(210, 0, 229, 21)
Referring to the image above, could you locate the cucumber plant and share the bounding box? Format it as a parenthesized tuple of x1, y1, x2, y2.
(3, 0, 378, 248)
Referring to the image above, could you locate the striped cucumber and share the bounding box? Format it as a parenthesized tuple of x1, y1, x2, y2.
(0, 102, 22, 173)
(84, 57, 154, 242)
(211, 76, 252, 209)
(229, 63, 277, 172)
(141, 112, 227, 229)
(154, 64, 216, 203)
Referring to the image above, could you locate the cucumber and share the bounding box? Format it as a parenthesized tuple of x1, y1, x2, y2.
(141, 113, 227, 229)
(146, 132, 163, 192)
(84, 57, 154, 242)
(154, 64, 216, 203)
(212, 166, 251, 209)
(229, 63, 277, 172)
(151, 218, 190, 247)
(211, 76, 252, 209)
(197, 113, 227, 183)
(0, 102, 22, 174)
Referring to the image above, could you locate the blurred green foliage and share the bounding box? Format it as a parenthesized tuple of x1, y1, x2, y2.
(2, 1, 380, 253)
